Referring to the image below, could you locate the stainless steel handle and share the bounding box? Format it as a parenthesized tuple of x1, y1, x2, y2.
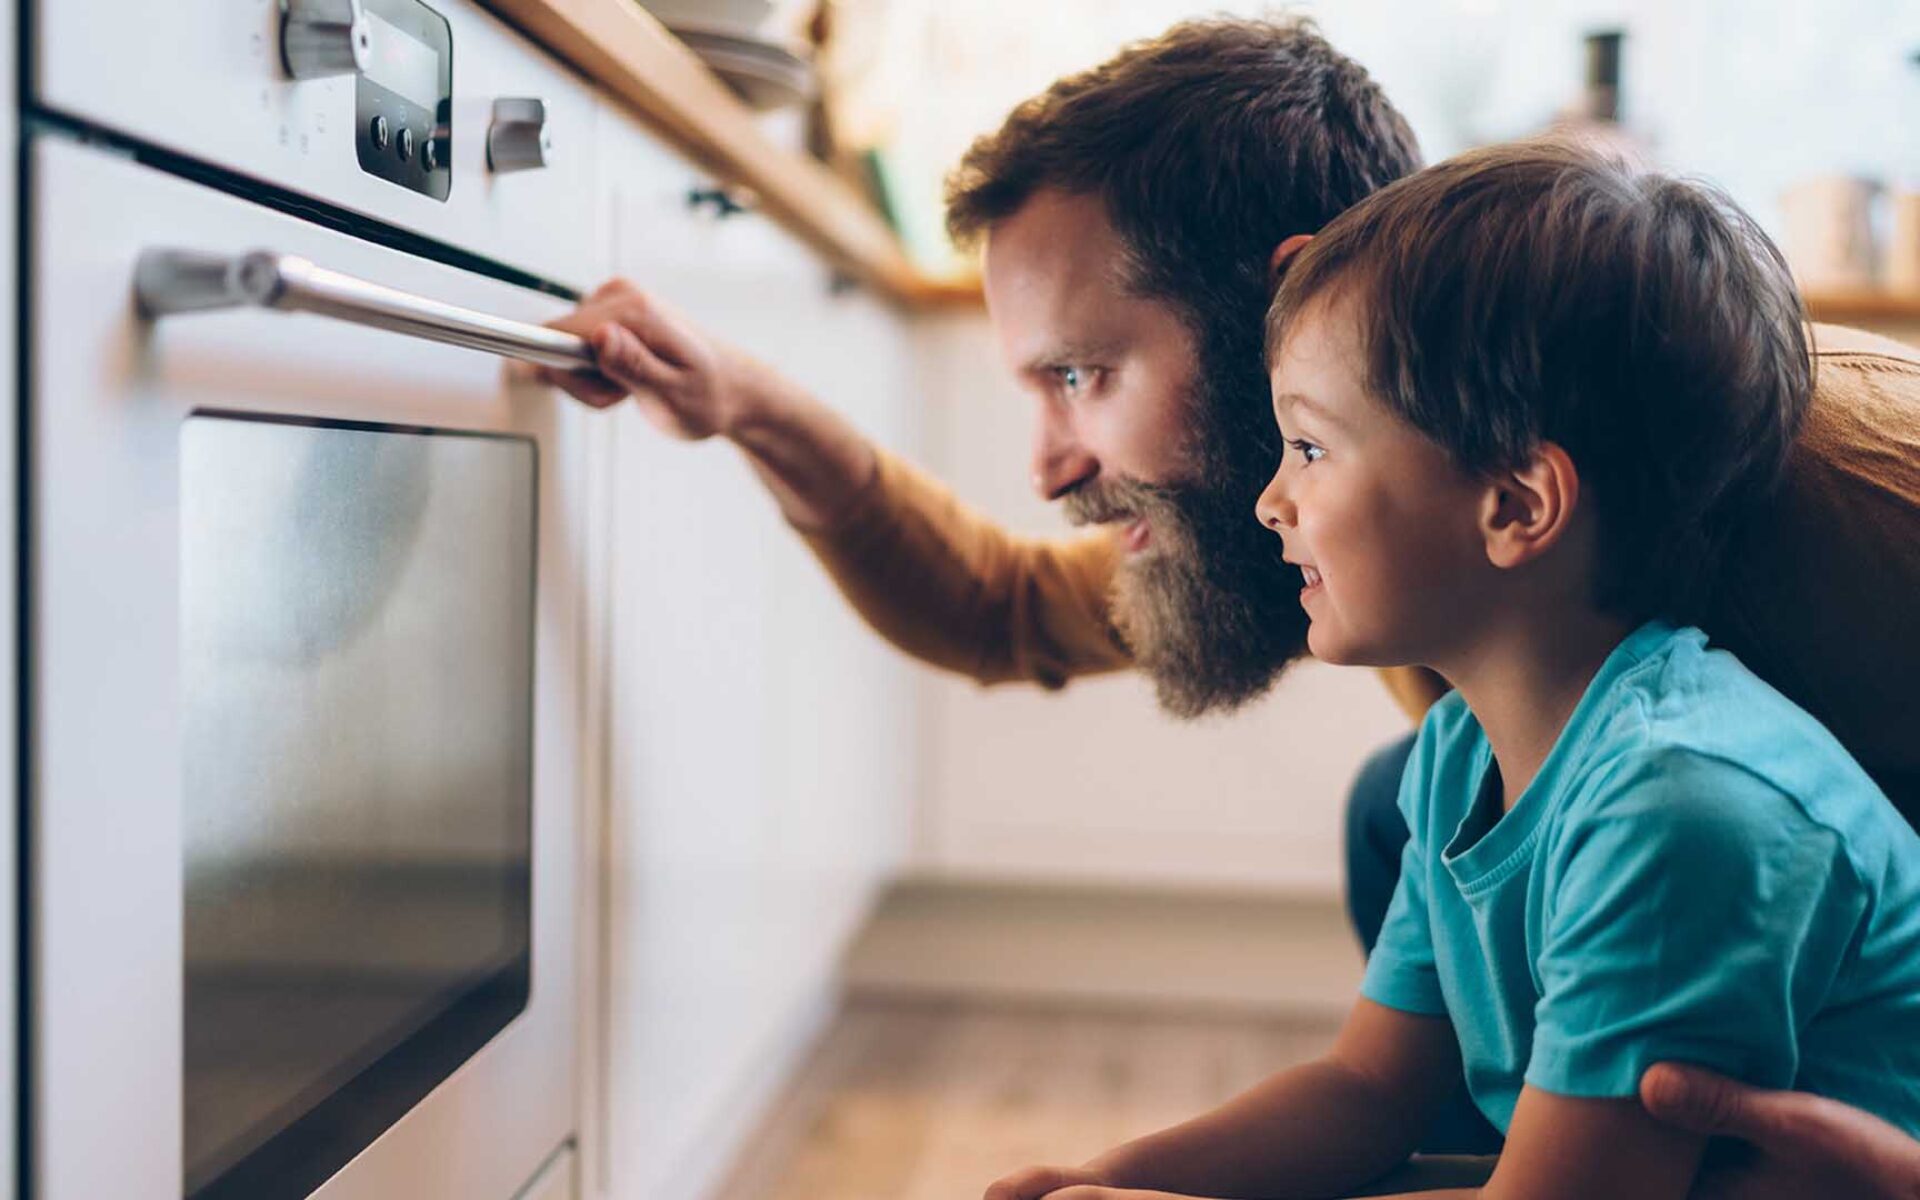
(487, 98, 553, 174)
(133, 248, 595, 371)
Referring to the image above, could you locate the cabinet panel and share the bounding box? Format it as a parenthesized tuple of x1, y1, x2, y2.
(582, 107, 917, 1200)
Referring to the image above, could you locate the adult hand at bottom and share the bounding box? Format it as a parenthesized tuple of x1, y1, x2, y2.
(1641, 1062, 1920, 1200)
(982, 1164, 1111, 1200)
(981, 1165, 1208, 1200)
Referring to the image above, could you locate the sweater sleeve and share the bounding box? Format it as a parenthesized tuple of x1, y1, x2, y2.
(795, 447, 1132, 688)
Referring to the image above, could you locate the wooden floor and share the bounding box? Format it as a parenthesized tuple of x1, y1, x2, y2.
(713, 998, 1341, 1200)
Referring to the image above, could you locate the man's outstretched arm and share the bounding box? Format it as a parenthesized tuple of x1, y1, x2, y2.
(539, 278, 1453, 711)
(538, 278, 1132, 687)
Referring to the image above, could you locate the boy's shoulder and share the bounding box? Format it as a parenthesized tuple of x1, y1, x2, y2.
(1404, 623, 1899, 855)
(1415, 685, 1476, 741)
(1403, 687, 1485, 811)
(1559, 624, 1895, 852)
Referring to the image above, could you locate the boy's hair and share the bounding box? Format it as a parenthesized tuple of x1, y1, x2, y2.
(1267, 139, 1813, 623)
(946, 18, 1422, 467)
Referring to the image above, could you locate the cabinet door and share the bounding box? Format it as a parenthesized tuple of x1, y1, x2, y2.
(579, 107, 916, 1200)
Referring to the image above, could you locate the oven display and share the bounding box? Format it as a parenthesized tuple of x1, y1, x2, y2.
(181, 414, 535, 1200)
(354, 0, 452, 200)
(363, 10, 440, 110)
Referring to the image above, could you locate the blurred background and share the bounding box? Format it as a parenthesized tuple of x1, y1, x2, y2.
(722, 0, 1920, 288)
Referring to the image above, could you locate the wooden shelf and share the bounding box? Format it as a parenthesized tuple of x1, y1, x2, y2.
(900, 273, 986, 311)
(1805, 290, 1920, 325)
(483, 0, 945, 307)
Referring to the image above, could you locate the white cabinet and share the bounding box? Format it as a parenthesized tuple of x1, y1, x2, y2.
(578, 106, 918, 1200)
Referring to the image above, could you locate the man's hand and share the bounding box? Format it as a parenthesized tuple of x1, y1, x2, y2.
(1014, 1191, 1212, 1200)
(983, 1164, 1113, 1200)
(535, 277, 764, 439)
(982, 1170, 1206, 1200)
(534, 276, 880, 530)
(1640, 1062, 1920, 1200)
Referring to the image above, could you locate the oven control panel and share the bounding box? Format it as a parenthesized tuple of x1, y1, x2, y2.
(40, 0, 600, 288)
(339, 0, 453, 199)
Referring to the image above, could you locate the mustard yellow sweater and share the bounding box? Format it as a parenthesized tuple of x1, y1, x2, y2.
(801, 324, 1920, 823)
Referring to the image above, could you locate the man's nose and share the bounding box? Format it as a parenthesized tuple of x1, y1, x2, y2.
(1031, 408, 1098, 501)
(1255, 466, 1296, 533)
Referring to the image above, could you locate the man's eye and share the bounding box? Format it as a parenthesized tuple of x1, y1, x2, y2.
(1288, 438, 1325, 464)
(1055, 366, 1089, 394)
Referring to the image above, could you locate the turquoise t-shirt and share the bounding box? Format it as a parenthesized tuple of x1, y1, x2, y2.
(1362, 621, 1920, 1136)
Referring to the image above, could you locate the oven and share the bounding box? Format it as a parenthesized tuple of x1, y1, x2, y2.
(27, 1, 597, 1197)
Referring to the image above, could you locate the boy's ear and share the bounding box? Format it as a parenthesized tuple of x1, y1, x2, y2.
(1480, 442, 1580, 570)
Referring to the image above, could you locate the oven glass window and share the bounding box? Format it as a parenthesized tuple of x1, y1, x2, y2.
(180, 413, 536, 1200)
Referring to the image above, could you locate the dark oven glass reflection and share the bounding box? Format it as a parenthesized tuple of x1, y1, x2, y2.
(181, 413, 537, 1200)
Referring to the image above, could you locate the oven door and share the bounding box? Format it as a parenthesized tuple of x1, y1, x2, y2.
(29, 136, 582, 1200)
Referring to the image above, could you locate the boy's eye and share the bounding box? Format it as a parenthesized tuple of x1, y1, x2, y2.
(1288, 438, 1325, 465)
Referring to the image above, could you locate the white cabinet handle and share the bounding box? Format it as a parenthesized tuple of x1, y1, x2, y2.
(134, 247, 595, 371)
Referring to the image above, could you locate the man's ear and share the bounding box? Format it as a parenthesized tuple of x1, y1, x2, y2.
(1269, 234, 1315, 291)
(1481, 442, 1580, 570)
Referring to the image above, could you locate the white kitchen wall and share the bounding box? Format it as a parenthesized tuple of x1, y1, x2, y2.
(904, 314, 1410, 895)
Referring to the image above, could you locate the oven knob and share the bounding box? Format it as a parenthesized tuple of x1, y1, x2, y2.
(486, 98, 552, 174)
(280, 0, 370, 80)
(422, 134, 441, 171)
(397, 127, 416, 161)
(369, 113, 390, 149)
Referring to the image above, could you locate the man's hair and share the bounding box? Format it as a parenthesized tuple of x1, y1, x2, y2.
(942, 19, 1423, 710)
(1267, 139, 1813, 623)
(946, 17, 1422, 440)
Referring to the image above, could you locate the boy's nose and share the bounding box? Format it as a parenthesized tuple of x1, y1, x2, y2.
(1255, 468, 1296, 533)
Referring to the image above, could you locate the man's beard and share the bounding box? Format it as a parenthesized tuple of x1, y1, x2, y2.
(1062, 389, 1309, 719)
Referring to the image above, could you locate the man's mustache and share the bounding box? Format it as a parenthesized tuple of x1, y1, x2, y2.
(1060, 476, 1184, 528)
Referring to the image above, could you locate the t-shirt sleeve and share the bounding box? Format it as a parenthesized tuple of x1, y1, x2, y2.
(1527, 750, 1868, 1099)
(1360, 725, 1450, 1017)
(1359, 841, 1450, 1017)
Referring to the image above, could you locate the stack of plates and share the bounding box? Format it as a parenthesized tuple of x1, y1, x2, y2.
(638, 1, 816, 111)
(641, 0, 774, 27)
(672, 24, 814, 110)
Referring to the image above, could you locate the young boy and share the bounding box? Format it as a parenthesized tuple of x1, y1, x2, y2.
(984, 141, 1920, 1200)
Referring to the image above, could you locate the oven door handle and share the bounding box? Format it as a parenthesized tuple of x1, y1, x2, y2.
(133, 247, 596, 371)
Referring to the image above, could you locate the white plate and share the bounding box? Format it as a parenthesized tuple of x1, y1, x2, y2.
(637, 0, 775, 32)
(678, 38, 814, 109)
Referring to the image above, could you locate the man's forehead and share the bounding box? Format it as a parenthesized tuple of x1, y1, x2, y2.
(982, 192, 1148, 361)
(983, 192, 1129, 293)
